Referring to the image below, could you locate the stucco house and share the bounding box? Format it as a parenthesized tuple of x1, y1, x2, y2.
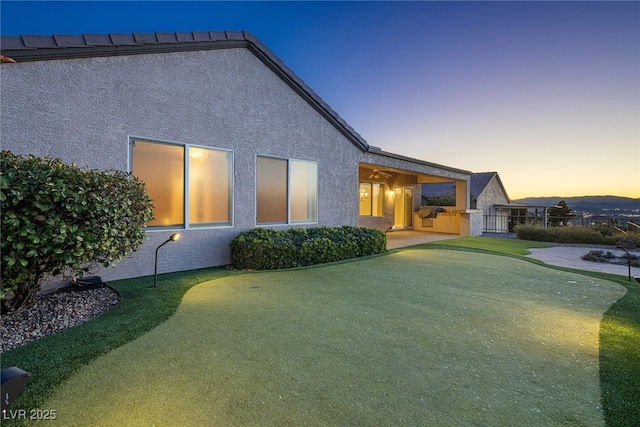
(1, 31, 481, 281)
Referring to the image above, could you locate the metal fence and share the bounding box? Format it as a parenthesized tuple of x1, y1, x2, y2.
(483, 214, 540, 233)
(483, 214, 640, 233)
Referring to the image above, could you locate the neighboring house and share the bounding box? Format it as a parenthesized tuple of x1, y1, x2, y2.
(1, 31, 481, 281)
(468, 172, 556, 232)
(471, 172, 510, 232)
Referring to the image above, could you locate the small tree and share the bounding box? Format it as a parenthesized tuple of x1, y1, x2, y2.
(548, 200, 572, 226)
(1, 151, 154, 312)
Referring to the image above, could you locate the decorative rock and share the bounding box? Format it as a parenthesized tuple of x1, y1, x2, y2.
(0, 286, 120, 353)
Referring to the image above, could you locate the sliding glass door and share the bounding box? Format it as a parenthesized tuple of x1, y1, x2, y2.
(393, 187, 413, 229)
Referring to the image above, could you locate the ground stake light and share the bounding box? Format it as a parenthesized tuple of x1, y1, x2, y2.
(615, 239, 636, 282)
(1, 366, 31, 412)
(154, 233, 180, 288)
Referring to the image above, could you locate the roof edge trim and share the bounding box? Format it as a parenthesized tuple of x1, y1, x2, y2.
(368, 149, 472, 176)
(0, 30, 370, 152)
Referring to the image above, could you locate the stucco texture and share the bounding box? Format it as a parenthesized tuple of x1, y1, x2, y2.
(1, 48, 362, 279)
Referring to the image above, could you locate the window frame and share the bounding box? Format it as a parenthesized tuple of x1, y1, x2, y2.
(129, 136, 234, 231)
(359, 181, 385, 217)
(255, 155, 318, 226)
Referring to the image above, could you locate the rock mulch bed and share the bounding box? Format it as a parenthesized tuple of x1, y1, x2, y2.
(581, 249, 640, 267)
(0, 286, 120, 353)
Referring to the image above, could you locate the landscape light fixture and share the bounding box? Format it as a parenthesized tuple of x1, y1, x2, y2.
(615, 239, 635, 282)
(1, 366, 31, 412)
(154, 233, 180, 288)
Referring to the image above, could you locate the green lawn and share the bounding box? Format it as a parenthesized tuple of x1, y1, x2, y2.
(2, 238, 639, 426)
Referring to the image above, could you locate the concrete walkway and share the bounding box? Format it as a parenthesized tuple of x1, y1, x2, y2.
(525, 246, 640, 278)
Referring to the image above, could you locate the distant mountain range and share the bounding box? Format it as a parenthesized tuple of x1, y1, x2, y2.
(513, 196, 639, 214)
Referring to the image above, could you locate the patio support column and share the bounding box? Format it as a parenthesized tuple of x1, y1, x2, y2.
(455, 179, 469, 210)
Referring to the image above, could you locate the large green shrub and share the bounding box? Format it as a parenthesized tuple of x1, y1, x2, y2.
(514, 224, 640, 247)
(342, 225, 387, 255)
(299, 237, 341, 265)
(1, 151, 154, 312)
(513, 224, 557, 242)
(230, 226, 387, 270)
(603, 233, 640, 247)
(229, 228, 298, 270)
(556, 227, 604, 244)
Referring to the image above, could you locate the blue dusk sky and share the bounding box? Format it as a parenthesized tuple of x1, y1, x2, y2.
(2, 1, 638, 199)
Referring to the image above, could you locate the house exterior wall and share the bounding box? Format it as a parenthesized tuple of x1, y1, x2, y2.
(477, 176, 510, 214)
(477, 176, 510, 232)
(1, 48, 361, 280)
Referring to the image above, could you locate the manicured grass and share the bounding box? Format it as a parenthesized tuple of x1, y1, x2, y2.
(2, 238, 638, 426)
(422, 238, 640, 427)
(589, 270, 640, 427)
(416, 236, 551, 257)
(24, 246, 628, 425)
(0, 267, 240, 425)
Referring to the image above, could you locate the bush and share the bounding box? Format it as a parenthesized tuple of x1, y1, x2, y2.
(230, 226, 387, 270)
(515, 224, 640, 247)
(556, 227, 604, 244)
(603, 233, 640, 247)
(1, 151, 154, 312)
(333, 225, 385, 256)
(514, 224, 559, 242)
(299, 237, 341, 265)
(228, 228, 298, 270)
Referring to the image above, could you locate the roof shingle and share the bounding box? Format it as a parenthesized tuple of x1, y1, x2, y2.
(21, 35, 57, 48)
(109, 33, 138, 45)
(83, 34, 113, 46)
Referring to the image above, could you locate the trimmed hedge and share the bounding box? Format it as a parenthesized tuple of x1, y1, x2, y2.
(514, 224, 640, 246)
(230, 226, 387, 270)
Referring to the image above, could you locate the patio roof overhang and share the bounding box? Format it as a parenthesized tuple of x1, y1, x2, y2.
(359, 148, 473, 211)
(361, 148, 471, 183)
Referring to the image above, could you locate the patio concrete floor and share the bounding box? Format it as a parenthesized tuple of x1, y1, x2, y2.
(385, 230, 460, 249)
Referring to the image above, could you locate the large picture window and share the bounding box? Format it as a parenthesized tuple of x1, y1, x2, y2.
(359, 182, 384, 216)
(131, 139, 233, 228)
(256, 156, 317, 225)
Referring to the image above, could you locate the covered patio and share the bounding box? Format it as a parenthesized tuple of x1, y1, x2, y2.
(357, 148, 482, 236)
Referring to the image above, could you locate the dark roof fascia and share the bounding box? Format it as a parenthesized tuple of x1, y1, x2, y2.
(2, 39, 247, 62)
(1, 31, 369, 152)
(368, 148, 472, 176)
(244, 38, 369, 152)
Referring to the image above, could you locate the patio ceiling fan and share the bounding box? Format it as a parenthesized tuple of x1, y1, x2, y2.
(366, 169, 392, 179)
